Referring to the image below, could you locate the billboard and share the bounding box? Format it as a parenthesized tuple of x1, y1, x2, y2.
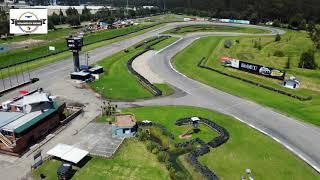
(10, 9, 48, 34)
(219, 19, 250, 24)
(220, 56, 285, 80)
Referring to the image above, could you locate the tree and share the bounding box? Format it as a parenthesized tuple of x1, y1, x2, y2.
(308, 25, 320, 50)
(81, 6, 92, 21)
(272, 19, 281, 27)
(66, 7, 79, 16)
(49, 12, 60, 25)
(299, 50, 318, 69)
(289, 13, 305, 30)
(48, 17, 56, 30)
(67, 15, 81, 26)
(0, 10, 9, 36)
(285, 57, 291, 69)
(275, 34, 281, 42)
(59, 9, 66, 24)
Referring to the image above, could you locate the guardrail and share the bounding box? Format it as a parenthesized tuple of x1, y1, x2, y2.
(197, 57, 312, 101)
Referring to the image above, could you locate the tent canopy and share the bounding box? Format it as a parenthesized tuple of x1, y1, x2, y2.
(47, 144, 89, 164)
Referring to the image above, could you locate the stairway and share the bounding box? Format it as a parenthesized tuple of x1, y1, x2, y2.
(0, 133, 14, 148)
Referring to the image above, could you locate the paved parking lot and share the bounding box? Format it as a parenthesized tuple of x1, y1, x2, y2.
(73, 123, 124, 157)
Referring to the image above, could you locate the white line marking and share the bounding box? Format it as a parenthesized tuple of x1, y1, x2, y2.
(231, 115, 320, 173)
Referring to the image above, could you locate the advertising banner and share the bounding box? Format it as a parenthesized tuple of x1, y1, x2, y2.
(220, 56, 285, 80)
(10, 9, 48, 34)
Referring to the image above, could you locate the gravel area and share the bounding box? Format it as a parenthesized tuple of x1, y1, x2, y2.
(132, 50, 164, 83)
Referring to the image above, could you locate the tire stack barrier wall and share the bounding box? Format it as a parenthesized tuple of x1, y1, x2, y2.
(127, 48, 163, 96)
(134, 37, 159, 49)
(174, 117, 230, 180)
(0, 23, 163, 70)
(197, 57, 312, 101)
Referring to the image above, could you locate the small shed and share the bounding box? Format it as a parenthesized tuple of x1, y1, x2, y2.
(112, 114, 137, 137)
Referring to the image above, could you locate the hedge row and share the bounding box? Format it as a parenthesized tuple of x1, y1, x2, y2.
(0, 23, 162, 70)
(137, 121, 175, 140)
(198, 57, 312, 101)
(174, 117, 230, 180)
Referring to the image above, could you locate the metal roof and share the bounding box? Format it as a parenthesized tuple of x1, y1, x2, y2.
(47, 144, 89, 164)
(13, 102, 60, 134)
(1, 102, 60, 134)
(0, 112, 24, 130)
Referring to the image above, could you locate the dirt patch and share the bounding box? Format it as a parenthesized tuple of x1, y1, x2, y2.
(8, 39, 47, 49)
(132, 50, 164, 83)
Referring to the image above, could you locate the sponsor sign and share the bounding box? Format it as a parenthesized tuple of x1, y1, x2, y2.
(10, 9, 47, 34)
(220, 56, 285, 80)
(48, 46, 55, 51)
(219, 19, 250, 24)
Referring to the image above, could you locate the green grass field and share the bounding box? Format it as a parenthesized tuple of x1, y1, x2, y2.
(173, 33, 320, 126)
(90, 37, 177, 100)
(123, 106, 320, 180)
(0, 27, 78, 44)
(33, 139, 169, 180)
(0, 24, 164, 79)
(33, 106, 319, 179)
(164, 24, 271, 35)
(0, 23, 159, 68)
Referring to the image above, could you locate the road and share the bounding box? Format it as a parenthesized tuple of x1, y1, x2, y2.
(130, 33, 320, 173)
(0, 22, 319, 179)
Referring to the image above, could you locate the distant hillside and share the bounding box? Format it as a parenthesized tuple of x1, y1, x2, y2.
(89, 0, 320, 23)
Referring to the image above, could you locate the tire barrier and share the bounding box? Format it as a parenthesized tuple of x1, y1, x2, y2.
(197, 57, 312, 101)
(127, 49, 163, 96)
(0, 23, 163, 70)
(137, 117, 229, 180)
(127, 36, 175, 96)
(175, 117, 230, 180)
(134, 37, 159, 49)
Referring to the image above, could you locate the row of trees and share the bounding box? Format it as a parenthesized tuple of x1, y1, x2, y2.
(0, 11, 9, 36)
(48, 6, 162, 29)
(98, 0, 320, 24)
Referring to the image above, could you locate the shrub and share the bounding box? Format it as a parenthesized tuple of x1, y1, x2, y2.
(299, 50, 318, 69)
(157, 151, 170, 162)
(224, 40, 232, 48)
(273, 50, 285, 57)
(235, 39, 240, 43)
(152, 147, 159, 154)
(285, 57, 291, 69)
(275, 34, 281, 42)
(173, 171, 185, 180)
(136, 129, 149, 141)
(169, 167, 177, 179)
(272, 19, 281, 27)
(146, 141, 158, 152)
(165, 161, 173, 170)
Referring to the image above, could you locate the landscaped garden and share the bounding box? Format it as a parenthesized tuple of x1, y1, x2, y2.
(173, 31, 320, 126)
(89, 36, 177, 100)
(33, 106, 320, 180)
